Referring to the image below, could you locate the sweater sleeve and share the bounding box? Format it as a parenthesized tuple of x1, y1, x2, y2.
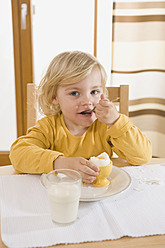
(106, 114, 152, 165)
(9, 117, 64, 174)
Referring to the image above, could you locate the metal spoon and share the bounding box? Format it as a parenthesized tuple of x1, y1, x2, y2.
(86, 97, 120, 114)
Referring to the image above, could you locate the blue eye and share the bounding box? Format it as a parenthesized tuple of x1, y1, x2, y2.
(70, 91, 79, 96)
(91, 90, 99, 95)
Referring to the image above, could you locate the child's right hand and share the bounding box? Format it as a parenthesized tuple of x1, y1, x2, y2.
(95, 94, 120, 127)
(53, 156, 99, 183)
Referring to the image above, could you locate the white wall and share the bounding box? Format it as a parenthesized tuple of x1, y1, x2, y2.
(32, 0, 113, 86)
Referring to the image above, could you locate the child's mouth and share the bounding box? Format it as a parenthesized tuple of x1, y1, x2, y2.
(79, 110, 93, 115)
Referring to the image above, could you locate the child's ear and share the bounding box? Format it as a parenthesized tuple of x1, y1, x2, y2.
(52, 96, 58, 105)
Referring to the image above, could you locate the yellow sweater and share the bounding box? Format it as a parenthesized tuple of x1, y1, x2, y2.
(10, 113, 152, 174)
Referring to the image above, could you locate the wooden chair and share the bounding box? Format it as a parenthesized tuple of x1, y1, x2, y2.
(106, 85, 129, 116)
(27, 83, 37, 129)
(26, 84, 129, 129)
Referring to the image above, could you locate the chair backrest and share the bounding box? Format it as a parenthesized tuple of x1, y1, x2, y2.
(106, 85, 129, 116)
(27, 84, 129, 129)
(27, 83, 37, 129)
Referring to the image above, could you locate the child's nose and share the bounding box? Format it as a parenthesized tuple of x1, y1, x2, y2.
(81, 94, 92, 106)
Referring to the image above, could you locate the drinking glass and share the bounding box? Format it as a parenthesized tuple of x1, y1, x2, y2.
(45, 169, 81, 224)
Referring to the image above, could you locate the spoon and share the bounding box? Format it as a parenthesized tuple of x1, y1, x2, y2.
(86, 97, 120, 114)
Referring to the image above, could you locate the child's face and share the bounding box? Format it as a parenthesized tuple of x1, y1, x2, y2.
(52, 65, 103, 133)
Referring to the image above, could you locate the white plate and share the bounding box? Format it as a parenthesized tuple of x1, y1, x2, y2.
(80, 166, 131, 201)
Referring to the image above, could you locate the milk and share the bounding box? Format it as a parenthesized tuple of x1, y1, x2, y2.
(47, 183, 80, 224)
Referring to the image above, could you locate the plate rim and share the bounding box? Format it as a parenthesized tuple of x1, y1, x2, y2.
(80, 166, 131, 202)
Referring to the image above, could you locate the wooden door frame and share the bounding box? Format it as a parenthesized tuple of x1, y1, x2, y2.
(11, 0, 34, 135)
(0, 0, 33, 165)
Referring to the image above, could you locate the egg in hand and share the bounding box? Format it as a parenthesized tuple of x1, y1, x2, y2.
(89, 152, 112, 187)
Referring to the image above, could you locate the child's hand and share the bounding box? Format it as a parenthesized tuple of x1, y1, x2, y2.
(95, 94, 120, 127)
(54, 156, 99, 183)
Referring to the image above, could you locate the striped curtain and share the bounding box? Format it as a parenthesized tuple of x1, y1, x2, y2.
(111, 1, 165, 157)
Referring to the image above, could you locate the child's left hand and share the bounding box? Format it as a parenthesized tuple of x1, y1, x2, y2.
(95, 94, 120, 127)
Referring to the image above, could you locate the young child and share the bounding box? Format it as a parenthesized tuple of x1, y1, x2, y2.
(10, 51, 152, 183)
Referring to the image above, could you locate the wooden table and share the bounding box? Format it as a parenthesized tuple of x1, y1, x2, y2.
(1, 158, 165, 248)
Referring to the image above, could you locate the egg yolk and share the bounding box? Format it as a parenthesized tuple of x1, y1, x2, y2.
(98, 157, 105, 160)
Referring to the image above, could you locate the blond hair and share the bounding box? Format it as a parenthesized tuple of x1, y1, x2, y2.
(38, 51, 107, 116)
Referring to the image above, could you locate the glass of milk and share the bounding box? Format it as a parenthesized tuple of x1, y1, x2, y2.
(46, 169, 81, 224)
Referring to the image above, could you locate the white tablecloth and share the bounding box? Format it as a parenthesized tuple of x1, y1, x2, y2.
(0, 164, 165, 248)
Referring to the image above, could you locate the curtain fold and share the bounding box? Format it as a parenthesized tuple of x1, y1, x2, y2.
(111, 0, 165, 157)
